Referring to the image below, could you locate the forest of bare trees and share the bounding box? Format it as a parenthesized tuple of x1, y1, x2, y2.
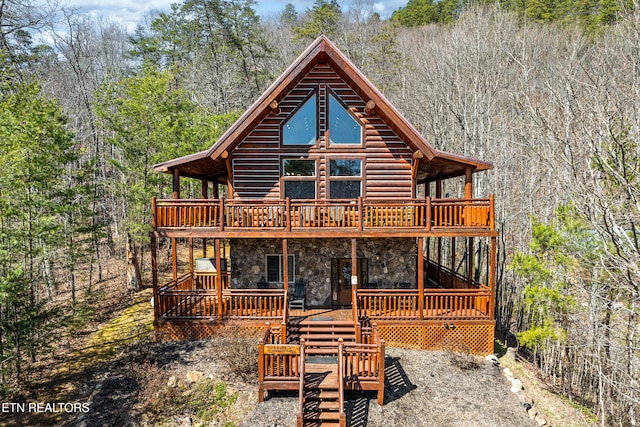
(0, 0, 638, 425)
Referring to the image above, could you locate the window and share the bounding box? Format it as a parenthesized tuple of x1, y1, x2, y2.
(328, 93, 362, 145)
(283, 94, 317, 145)
(329, 159, 362, 199)
(266, 254, 294, 283)
(283, 158, 316, 199)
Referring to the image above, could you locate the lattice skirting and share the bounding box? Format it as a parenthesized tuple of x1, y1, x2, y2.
(376, 322, 495, 355)
(155, 320, 271, 341)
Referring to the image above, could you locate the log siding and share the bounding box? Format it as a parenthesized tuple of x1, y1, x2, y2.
(232, 62, 413, 201)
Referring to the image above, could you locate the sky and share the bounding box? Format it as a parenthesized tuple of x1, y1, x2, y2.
(61, 0, 407, 33)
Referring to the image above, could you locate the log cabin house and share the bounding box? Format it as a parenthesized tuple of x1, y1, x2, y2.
(150, 35, 497, 425)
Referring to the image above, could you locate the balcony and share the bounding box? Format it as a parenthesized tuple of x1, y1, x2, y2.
(152, 196, 495, 238)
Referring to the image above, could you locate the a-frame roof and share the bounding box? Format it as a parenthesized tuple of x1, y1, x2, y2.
(154, 35, 492, 183)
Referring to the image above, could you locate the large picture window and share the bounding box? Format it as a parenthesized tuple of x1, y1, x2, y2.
(328, 93, 362, 145)
(283, 158, 316, 199)
(283, 94, 317, 145)
(329, 159, 362, 199)
(266, 254, 294, 284)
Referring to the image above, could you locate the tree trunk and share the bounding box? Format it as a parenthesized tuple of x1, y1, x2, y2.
(126, 234, 142, 293)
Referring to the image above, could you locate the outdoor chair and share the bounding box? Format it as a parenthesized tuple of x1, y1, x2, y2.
(289, 280, 306, 310)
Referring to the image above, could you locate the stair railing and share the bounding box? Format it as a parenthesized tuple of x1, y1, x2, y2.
(338, 338, 347, 427)
(296, 338, 306, 427)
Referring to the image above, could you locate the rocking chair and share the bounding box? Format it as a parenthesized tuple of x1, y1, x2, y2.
(289, 280, 306, 310)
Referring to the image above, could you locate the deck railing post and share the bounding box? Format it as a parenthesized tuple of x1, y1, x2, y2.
(425, 197, 431, 231)
(489, 194, 495, 231)
(358, 196, 364, 231)
(219, 198, 225, 231)
(215, 238, 223, 321)
(258, 337, 265, 402)
(152, 197, 157, 229)
(285, 197, 291, 231)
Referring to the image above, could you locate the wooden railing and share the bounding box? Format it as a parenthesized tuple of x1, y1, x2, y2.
(357, 289, 419, 319)
(194, 271, 229, 290)
(223, 289, 286, 318)
(258, 327, 301, 403)
(426, 261, 484, 289)
(296, 339, 307, 427)
(157, 286, 286, 320)
(356, 288, 491, 321)
(342, 323, 385, 406)
(153, 196, 494, 232)
(424, 288, 491, 320)
(338, 339, 347, 427)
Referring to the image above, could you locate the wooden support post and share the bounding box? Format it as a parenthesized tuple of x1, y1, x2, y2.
(437, 237, 442, 284)
(417, 237, 424, 320)
(425, 196, 431, 231)
(172, 168, 180, 199)
(201, 179, 208, 257)
(151, 197, 157, 230)
(285, 197, 291, 232)
(451, 237, 456, 287)
(151, 232, 159, 322)
(282, 239, 289, 292)
(357, 196, 363, 231)
(351, 238, 358, 323)
(468, 237, 474, 287)
(435, 179, 442, 199)
(464, 167, 473, 199)
(189, 237, 194, 276)
(215, 238, 223, 321)
(172, 238, 178, 283)
(489, 236, 497, 320)
(213, 178, 219, 198)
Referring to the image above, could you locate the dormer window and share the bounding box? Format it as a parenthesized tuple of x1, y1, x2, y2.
(328, 93, 362, 145)
(283, 93, 317, 145)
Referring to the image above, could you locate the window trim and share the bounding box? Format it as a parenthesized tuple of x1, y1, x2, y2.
(281, 90, 318, 146)
(326, 89, 364, 147)
(327, 157, 364, 200)
(281, 157, 318, 200)
(265, 254, 295, 284)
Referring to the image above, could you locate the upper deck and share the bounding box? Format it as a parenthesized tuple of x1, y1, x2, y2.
(152, 196, 496, 238)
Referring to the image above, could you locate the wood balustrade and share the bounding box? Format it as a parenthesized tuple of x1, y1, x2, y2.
(157, 286, 286, 320)
(357, 289, 419, 319)
(356, 288, 491, 321)
(223, 289, 286, 318)
(154, 197, 494, 232)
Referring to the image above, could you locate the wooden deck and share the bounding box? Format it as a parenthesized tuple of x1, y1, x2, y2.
(152, 197, 496, 238)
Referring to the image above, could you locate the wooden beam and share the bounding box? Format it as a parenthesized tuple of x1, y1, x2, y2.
(151, 232, 159, 322)
(435, 179, 442, 199)
(282, 239, 289, 291)
(412, 150, 424, 160)
(225, 157, 233, 197)
(468, 237, 474, 287)
(412, 157, 421, 180)
(269, 99, 280, 115)
(351, 238, 358, 323)
(172, 169, 180, 199)
(417, 237, 424, 320)
(465, 167, 473, 199)
(364, 100, 376, 114)
(489, 236, 496, 320)
(215, 238, 223, 321)
(201, 178, 208, 199)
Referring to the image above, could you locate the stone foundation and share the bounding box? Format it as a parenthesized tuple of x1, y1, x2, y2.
(229, 238, 417, 307)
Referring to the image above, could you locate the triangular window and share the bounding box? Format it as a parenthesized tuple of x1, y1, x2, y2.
(328, 93, 361, 145)
(283, 94, 317, 145)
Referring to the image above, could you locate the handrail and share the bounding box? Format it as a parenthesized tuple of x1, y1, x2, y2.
(297, 339, 306, 427)
(153, 196, 495, 231)
(338, 338, 346, 427)
(281, 289, 288, 343)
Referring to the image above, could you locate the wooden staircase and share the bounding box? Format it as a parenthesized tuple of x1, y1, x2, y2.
(298, 319, 359, 353)
(297, 319, 355, 427)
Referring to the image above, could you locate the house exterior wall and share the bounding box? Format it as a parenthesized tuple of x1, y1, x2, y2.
(231, 62, 414, 201)
(229, 238, 417, 307)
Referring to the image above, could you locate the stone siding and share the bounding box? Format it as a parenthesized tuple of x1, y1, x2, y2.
(229, 238, 416, 307)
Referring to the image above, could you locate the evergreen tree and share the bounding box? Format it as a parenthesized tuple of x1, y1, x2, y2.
(0, 68, 77, 384)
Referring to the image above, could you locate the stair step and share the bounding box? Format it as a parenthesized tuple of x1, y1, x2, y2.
(304, 389, 340, 399)
(305, 347, 340, 355)
(299, 320, 355, 327)
(300, 325, 355, 331)
(301, 334, 356, 341)
(306, 411, 342, 421)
